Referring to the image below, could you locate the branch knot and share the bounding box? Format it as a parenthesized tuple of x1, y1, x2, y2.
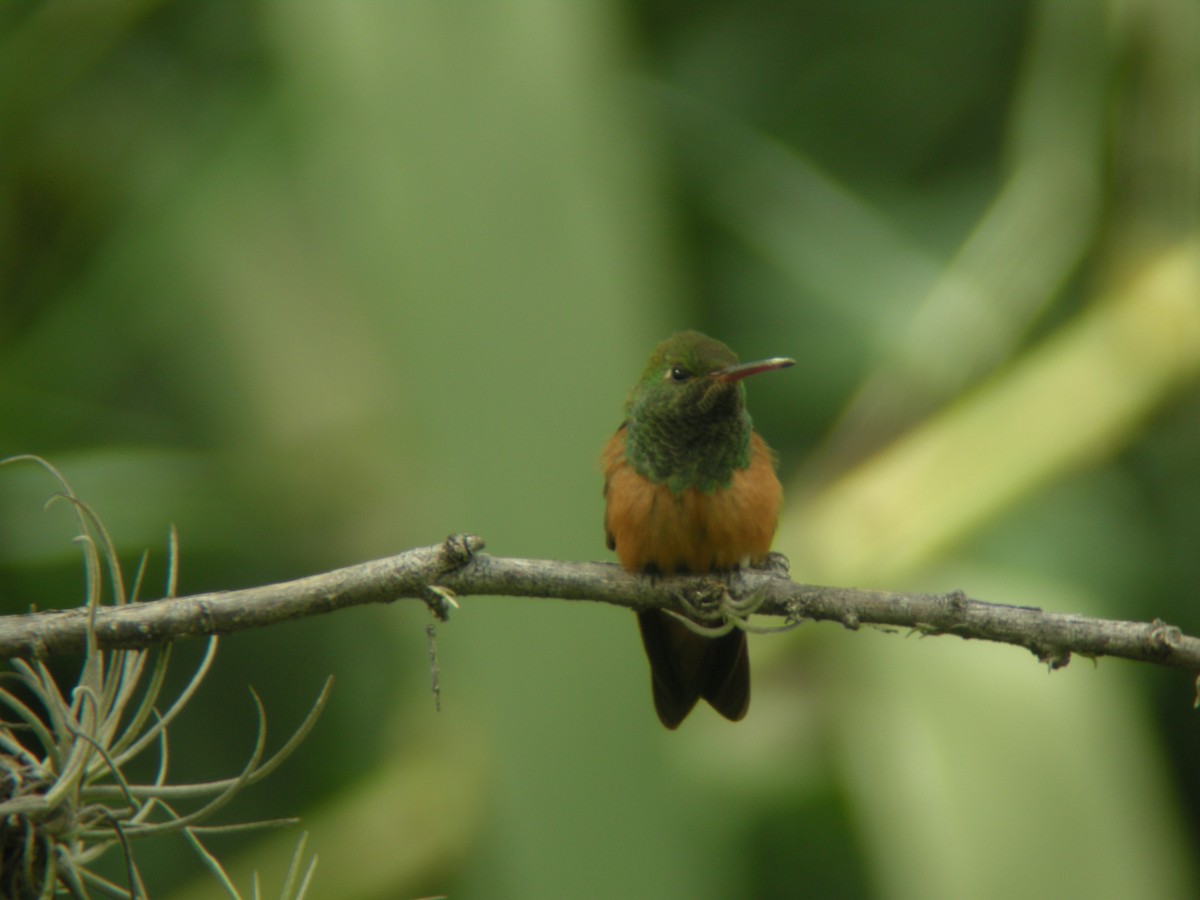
(422, 534, 485, 621)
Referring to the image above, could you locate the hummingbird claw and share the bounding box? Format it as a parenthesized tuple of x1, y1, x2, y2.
(761, 551, 791, 576)
(675, 578, 728, 623)
(723, 589, 763, 618)
(663, 571, 787, 637)
(663, 609, 740, 639)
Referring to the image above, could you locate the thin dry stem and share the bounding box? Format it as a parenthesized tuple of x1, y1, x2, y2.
(1, 535, 1196, 679)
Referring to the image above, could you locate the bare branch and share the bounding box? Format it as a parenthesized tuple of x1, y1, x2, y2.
(2, 534, 1198, 676)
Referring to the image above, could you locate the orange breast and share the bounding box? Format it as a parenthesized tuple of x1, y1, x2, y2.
(602, 428, 782, 574)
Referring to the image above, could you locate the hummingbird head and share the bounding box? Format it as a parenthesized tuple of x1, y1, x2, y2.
(622, 331, 793, 493)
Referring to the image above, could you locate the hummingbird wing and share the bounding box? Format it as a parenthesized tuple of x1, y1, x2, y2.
(602, 423, 628, 553)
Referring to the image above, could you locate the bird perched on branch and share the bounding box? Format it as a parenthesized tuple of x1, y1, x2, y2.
(602, 331, 793, 728)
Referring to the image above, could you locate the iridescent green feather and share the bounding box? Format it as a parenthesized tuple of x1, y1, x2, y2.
(622, 331, 754, 494)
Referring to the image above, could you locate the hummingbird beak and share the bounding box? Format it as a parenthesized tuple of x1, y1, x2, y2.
(713, 357, 795, 383)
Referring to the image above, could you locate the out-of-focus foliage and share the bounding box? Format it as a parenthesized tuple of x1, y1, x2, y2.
(1, 1, 1198, 898)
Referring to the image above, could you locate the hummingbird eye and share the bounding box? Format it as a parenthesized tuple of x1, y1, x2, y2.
(667, 365, 692, 383)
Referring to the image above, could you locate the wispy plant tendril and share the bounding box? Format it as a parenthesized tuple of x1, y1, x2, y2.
(0, 455, 325, 899)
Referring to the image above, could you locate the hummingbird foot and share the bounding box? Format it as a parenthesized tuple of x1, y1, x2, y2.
(755, 551, 791, 577)
(666, 566, 803, 637)
(665, 575, 768, 638)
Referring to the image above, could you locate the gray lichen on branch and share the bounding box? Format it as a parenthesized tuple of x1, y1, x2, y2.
(2, 533, 1199, 681)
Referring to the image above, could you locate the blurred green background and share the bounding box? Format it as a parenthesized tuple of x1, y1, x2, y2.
(3, 1, 1200, 897)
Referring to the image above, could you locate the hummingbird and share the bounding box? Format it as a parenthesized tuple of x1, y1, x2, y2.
(602, 330, 793, 728)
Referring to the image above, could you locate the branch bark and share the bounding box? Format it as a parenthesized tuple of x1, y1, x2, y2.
(2, 534, 1198, 678)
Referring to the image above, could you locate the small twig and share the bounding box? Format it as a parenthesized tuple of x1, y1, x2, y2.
(0, 535, 1197, 678)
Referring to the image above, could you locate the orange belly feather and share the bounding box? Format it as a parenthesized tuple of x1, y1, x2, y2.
(602, 427, 782, 575)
